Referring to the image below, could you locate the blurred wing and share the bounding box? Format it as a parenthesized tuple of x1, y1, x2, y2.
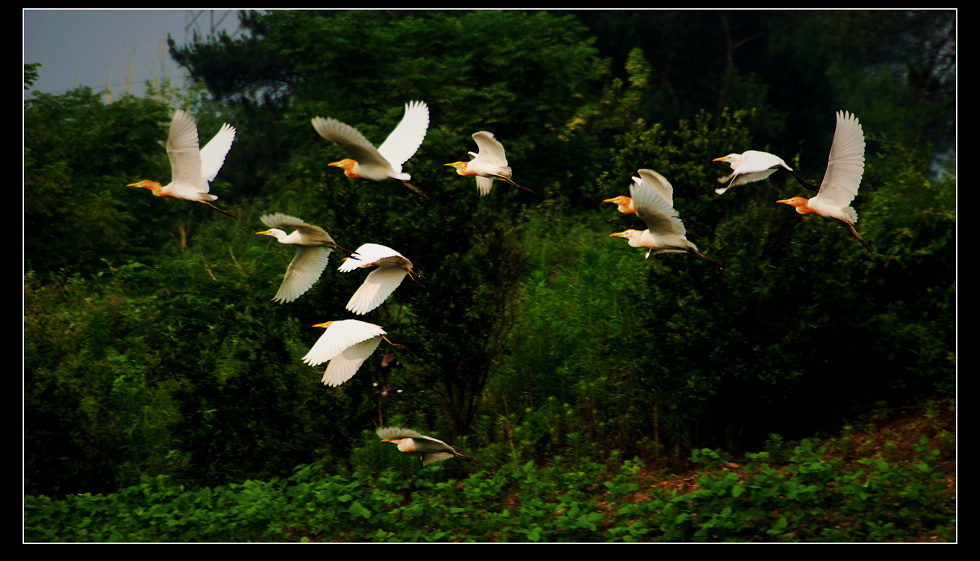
(722, 168, 778, 186)
(475, 176, 495, 196)
(377, 426, 428, 441)
(312, 116, 391, 169)
(166, 110, 204, 191)
(274, 246, 332, 303)
(339, 243, 404, 272)
(631, 169, 686, 237)
(413, 437, 455, 453)
(421, 452, 455, 466)
(261, 213, 333, 242)
(261, 212, 307, 229)
(377, 100, 429, 168)
(345, 266, 409, 315)
(471, 131, 508, 167)
(320, 336, 382, 387)
(813, 111, 865, 208)
(199, 123, 236, 182)
(715, 168, 778, 195)
(302, 319, 386, 366)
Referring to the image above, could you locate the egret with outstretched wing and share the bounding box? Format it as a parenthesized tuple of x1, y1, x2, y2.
(312, 101, 430, 199)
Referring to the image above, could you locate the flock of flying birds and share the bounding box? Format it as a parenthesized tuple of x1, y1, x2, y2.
(126, 101, 868, 465)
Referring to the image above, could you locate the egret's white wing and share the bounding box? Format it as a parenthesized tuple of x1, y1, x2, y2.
(637, 169, 674, 206)
(274, 246, 332, 303)
(716, 168, 778, 194)
(302, 319, 386, 366)
(339, 243, 404, 272)
(320, 336, 383, 387)
(199, 123, 236, 183)
(376, 101, 429, 169)
(630, 169, 686, 238)
(471, 131, 508, 167)
(812, 111, 865, 209)
(312, 116, 391, 169)
(715, 169, 778, 195)
(346, 266, 410, 315)
(166, 110, 204, 193)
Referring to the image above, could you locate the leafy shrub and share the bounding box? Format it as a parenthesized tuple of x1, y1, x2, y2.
(25, 412, 954, 542)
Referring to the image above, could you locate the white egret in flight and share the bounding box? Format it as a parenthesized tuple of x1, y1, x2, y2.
(302, 319, 390, 387)
(339, 243, 416, 315)
(776, 110, 871, 253)
(444, 131, 532, 195)
(377, 427, 473, 466)
(256, 213, 347, 303)
(128, 110, 237, 217)
(312, 101, 430, 199)
(609, 169, 723, 269)
(712, 150, 816, 195)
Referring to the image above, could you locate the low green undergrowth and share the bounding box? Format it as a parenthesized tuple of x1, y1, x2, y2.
(25, 411, 954, 543)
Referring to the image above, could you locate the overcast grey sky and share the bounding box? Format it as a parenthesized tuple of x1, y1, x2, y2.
(24, 9, 242, 97)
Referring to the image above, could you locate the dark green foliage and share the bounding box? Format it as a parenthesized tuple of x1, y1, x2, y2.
(24, 10, 954, 538)
(25, 414, 954, 541)
(24, 90, 169, 274)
